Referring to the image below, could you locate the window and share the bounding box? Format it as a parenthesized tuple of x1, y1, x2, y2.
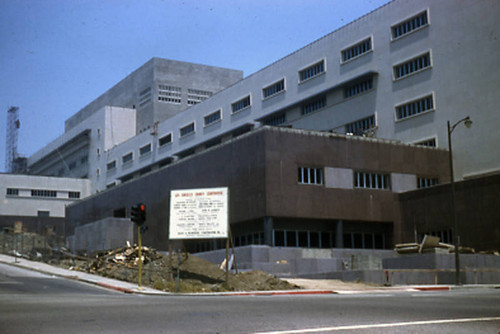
(298, 167, 323, 185)
(204, 110, 221, 126)
(96, 148, 101, 157)
(344, 78, 373, 98)
(264, 113, 286, 126)
(106, 160, 116, 171)
(354, 172, 390, 190)
(6, 188, 19, 196)
(158, 85, 181, 104)
(263, 79, 285, 98)
(140, 143, 152, 155)
(301, 96, 326, 116)
(396, 94, 434, 120)
(159, 133, 172, 147)
(392, 10, 429, 40)
(231, 95, 251, 114)
(31, 189, 57, 198)
(345, 115, 376, 135)
(69, 191, 80, 199)
(342, 37, 372, 63)
(139, 87, 152, 107)
(417, 177, 439, 189)
(96, 168, 100, 176)
(180, 122, 195, 137)
(187, 88, 212, 105)
(299, 59, 325, 83)
(394, 52, 431, 79)
(415, 138, 436, 147)
(37, 210, 50, 217)
(122, 152, 133, 164)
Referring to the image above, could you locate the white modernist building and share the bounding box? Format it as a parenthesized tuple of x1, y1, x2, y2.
(27, 0, 500, 194)
(0, 173, 91, 234)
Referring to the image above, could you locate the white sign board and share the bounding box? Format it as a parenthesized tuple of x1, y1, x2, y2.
(169, 187, 228, 240)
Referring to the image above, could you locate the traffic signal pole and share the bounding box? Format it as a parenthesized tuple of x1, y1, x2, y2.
(138, 225, 143, 289)
(130, 203, 146, 290)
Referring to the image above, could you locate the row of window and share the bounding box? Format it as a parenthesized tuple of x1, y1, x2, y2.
(105, 10, 431, 179)
(191, 229, 388, 251)
(297, 167, 439, 190)
(140, 85, 213, 107)
(6, 188, 80, 199)
(274, 230, 387, 249)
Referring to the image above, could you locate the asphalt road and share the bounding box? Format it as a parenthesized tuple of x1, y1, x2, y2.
(1, 263, 499, 334)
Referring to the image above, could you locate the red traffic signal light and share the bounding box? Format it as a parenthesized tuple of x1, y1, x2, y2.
(131, 203, 146, 225)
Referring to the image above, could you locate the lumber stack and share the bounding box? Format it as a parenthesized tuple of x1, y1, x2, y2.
(395, 235, 475, 255)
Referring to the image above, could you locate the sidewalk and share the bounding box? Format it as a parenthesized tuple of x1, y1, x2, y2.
(1, 254, 498, 296)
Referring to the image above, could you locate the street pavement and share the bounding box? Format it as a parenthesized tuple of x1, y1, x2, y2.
(1, 256, 500, 334)
(1, 254, 498, 296)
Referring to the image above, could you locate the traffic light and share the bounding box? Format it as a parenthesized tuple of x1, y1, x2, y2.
(130, 203, 146, 225)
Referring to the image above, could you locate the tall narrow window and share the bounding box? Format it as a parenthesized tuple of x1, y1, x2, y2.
(204, 110, 222, 126)
(341, 38, 372, 63)
(231, 96, 251, 114)
(122, 152, 133, 164)
(159, 133, 172, 147)
(301, 96, 326, 116)
(180, 122, 195, 137)
(354, 171, 390, 190)
(395, 94, 434, 120)
(414, 138, 436, 147)
(31, 189, 57, 198)
(69, 191, 81, 199)
(6, 188, 19, 196)
(345, 115, 376, 135)
(299, 60, 325, 83)
(140, 143, 152, 156)
(417, 177, 439, 189)
(394, 52, 431, 79)
(264, 113, 286, 126)
(392, 11, 429, 40)
(106, 160, 116, 171)
(344, 78, 373, 98)
(298, 167, 323, 185)
(263, 79, 285, 98)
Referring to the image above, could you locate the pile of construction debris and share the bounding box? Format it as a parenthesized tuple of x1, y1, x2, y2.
(56, 243, 297, 293)
(395, 235, 475, 254)
(0, 230, 297, 292)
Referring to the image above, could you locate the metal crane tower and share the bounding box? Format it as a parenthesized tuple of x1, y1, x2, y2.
(5, 106, 20, 173)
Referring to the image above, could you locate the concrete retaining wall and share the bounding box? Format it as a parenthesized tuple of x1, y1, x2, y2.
(67, 218, 133, 255)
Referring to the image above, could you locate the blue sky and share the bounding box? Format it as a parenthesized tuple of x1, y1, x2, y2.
(0, 0, 390, 172)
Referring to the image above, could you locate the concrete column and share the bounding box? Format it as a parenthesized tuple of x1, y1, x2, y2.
(336, 220, 344, 248)
(263, 216, 274, 246)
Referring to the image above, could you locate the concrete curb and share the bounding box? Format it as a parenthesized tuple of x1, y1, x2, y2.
(1, 255, 499, 296)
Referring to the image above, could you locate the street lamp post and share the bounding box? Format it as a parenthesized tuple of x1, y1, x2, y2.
(447, 116, 472, 286)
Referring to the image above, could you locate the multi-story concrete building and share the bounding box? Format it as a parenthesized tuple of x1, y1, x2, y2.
(27, 0, 499, 194)
(17, 0, 500, 253)
(65, 126, 450, 252)
(0, 174, 91, 235)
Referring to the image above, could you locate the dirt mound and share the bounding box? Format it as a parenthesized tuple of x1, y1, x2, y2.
(56, 245, 298, 293)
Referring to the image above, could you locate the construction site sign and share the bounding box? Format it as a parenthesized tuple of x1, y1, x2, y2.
(169, 187, 228, 240)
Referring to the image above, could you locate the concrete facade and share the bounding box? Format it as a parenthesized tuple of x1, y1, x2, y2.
(399, 173, 500, 252)
(25, 0, 500, 196)
(0, 174, 91, 235)
(65, 126, 450, 252)
(64, 58, 243, 134)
